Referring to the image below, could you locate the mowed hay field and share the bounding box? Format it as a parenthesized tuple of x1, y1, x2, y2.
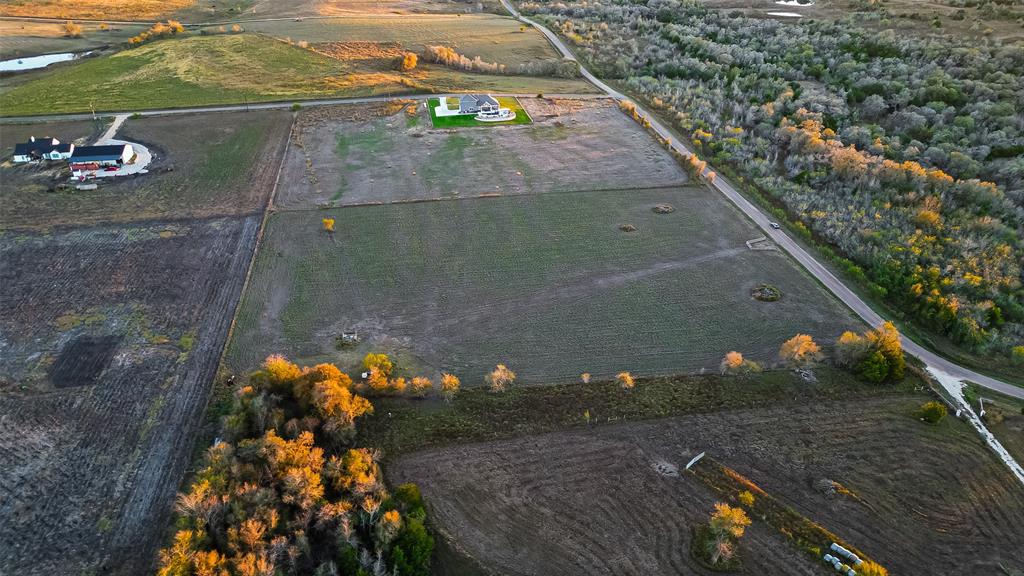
(0, 34, 594, 116)
(0, 109, 291, 228)
(228, 185, 860, 381)
(0, 0, 194, 19)
(393, 395, 1024, 575)
(278, 98, 683, 208)
(239, 13, 562, 64)
(0, 0, 492, 20)
(0, 217, 261, 575)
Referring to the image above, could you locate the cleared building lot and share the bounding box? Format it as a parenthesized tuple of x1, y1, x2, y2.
(275, 98, 688, 208)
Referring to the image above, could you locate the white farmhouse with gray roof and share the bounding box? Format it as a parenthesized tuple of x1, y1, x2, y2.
(458, 94, 499, 114)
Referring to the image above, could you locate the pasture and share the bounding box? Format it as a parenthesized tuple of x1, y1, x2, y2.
(237, 13, 561, 66)
(276, 98, 683, 208)
(0, 0, 498, 21)
(0, 109, 291, 228)
(392, 392, 1024, 575)
(0, 34, 593, 116)
(0, 0, 195, 19)
(0, 20, 150, 60)
(227, 185, 860, 382)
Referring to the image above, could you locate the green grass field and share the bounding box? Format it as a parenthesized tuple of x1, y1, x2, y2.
(227, 186, 861, 382)
(358, 367, 921, 456)
(0, 34, 595, 116)
(237, 14, 562, 67)
(427, 96, 532, 127)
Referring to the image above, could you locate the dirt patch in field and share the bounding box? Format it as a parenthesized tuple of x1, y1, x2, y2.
(0, 109, 290, 229)
(49, 335, 121, 388)
(393, 395, 1024, 575)
(0, 217, 260, 575)
(275, 97, 688, 208)
(315, 41, 406, 62)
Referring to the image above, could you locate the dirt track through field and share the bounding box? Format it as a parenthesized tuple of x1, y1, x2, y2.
(394, 396, 1024, 576)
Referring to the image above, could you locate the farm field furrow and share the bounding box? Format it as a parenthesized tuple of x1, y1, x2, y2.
(0, 216, 261, 575)
(393, 395, 1024, 575)
(228, 185, 861, 382)
(277, 98, 686, 208)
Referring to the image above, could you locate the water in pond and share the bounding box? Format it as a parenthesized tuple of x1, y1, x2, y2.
(0, 51, 90, 72)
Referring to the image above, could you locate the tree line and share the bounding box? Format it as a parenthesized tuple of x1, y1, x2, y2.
(158, 356, 433, 576)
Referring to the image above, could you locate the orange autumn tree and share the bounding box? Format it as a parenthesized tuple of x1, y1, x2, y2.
(160, 356, 433, 576)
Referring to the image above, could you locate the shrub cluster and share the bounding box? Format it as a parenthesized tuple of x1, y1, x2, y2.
(834, 322, 906, 383)
(917, 401, 948, 424)
(128, 20, 185, 46)
(157, 356, 433, 576)
(423, 45, 579, 77)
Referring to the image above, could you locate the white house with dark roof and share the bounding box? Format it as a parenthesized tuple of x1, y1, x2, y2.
(433, 94, 516, 122)
(12, 137, 75, 163)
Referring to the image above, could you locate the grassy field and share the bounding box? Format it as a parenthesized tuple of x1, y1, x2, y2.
(227, 185, 861, 381)
(277, 99, 683, 208)
(359, 367, 920, 455)
(0, 20, 150, 59)
(0, 0, 195, 19)
(0, 34, 594, 116)
(427, 96, 532, 127)
(237, 13, 562, 66)
(0, 109, 291, 228)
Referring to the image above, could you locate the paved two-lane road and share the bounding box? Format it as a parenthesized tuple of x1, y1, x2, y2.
(501, 0, 1022, 401)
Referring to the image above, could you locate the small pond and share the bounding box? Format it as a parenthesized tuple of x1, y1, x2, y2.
(0, 51, 91, 72)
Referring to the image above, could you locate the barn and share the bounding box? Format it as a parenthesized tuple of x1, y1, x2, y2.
(69, 144, 135, 176)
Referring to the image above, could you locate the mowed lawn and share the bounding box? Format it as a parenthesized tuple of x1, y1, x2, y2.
(0, 34, 595, 116)
(427, 96, 532, 127)
(228, 187, 862, 382)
